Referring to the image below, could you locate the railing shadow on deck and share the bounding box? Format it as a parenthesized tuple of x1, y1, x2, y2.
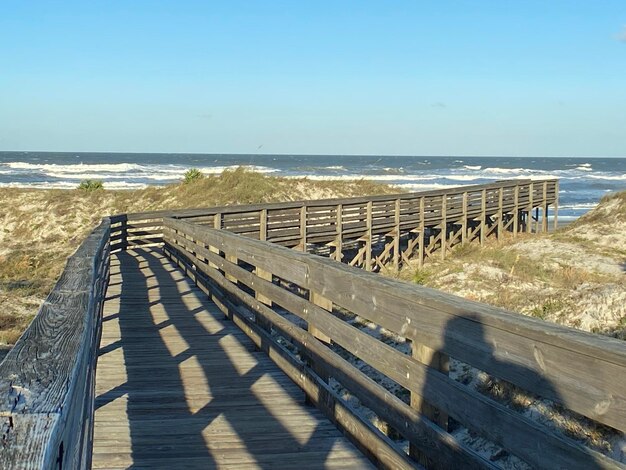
(94, 248, 361, 469)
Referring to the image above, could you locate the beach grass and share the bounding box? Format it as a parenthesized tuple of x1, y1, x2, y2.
(0, 168, 397, 346)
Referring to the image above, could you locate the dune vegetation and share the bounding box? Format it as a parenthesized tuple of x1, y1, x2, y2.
(0, 168, 395, 345)
(394, 190, 626, 339)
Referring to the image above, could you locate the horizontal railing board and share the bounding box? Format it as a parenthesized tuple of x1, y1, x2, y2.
(167, 221, 615, 468)
(165, 218, 626, 435)
(163, 241, 492, 470)
(113, 179, 542, 222)
(164, 228, 618, 468)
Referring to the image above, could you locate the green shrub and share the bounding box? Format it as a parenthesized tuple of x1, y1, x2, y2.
(77, 179, 104, 191)
(183, 168, 204, 184)
(412, 268, 431, 285)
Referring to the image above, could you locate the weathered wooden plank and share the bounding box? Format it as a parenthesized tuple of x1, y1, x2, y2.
(166, 233, 619, 469)
(0, 220, 111, 469)
(94, 249, 372, 470)
(165, 218, 626, 437)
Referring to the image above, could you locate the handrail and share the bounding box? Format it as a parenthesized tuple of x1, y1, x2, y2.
(163, 216, 626, 470)
(109, 179, 559, 270)
(0, 219, 111, 469)
(0, 178, 563, 469)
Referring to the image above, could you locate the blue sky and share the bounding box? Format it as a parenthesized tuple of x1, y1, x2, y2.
(1, 1, 625, 156)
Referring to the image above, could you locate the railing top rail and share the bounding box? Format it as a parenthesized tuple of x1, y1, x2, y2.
(0, 218, 111, 469)
(162, 216, 625, 468)
(113, 178, 555, 222)
(164, 217, 626, 434)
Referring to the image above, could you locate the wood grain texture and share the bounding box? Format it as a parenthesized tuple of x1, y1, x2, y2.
(164, 227, 623, 470)
(93, 249, 372, 470)
(165, 217, 626, 468)
(0, 220, 110, 469)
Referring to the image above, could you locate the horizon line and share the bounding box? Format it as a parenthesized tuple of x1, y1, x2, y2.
(1, 150, 625, 159)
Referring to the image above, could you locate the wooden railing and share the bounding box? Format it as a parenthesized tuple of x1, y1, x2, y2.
(163, 217, 626, 470)
(110, 179, 559, 270)
(0, 219, 111, 469)
(0, 178, 575, 469)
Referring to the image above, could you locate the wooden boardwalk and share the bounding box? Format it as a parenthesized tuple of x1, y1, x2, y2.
(93, 248, 372, 469)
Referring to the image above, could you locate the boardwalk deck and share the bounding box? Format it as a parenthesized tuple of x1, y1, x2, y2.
(93, 248, 372, 469)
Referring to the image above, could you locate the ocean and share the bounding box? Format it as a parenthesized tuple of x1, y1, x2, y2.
(0, 152, 624, 221)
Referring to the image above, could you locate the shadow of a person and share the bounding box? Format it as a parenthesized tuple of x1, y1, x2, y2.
(419, 315, 606, 470)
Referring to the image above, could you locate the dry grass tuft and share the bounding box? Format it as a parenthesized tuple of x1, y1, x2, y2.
(0, 169, 398, 346)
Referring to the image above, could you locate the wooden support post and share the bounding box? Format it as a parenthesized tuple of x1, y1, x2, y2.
(542, 180, 548, 233)
(365, 201, 373, 271)
(255, 208, 272, 320)
(259, 208, 267, 242)
(225, 254, 238, 283)
(554, 180, 559, 230)
(409, 341, 449, 465)
(461, 192, 468, 244)
(418, 197, 425, 268)
(527, 182, 534, 234)
(440, 194, 447, 261)
(304, 291, 332, 405)
(335, 204, 343, 262)
(393, 199, 401, 271)
(308, 292, 332, 346)
(299, 205, 307, 252)
(513, 184, 519, 237)
(480, 189, 487, 245)
(497, 187, 504, 239)
(208, 213, 222, 270)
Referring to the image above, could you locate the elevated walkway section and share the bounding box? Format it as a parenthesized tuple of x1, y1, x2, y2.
(93, 248, 371, 469)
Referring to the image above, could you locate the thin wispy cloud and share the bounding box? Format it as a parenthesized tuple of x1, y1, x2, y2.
(615, 25, 626, 42)
(431, 102, 447, 109)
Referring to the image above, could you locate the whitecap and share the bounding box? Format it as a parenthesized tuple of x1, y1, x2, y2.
(7, 161, 144, 173)
(587, 174, 626, 181)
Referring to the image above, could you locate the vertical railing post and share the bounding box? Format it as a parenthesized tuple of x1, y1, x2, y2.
(497, 187, 504, 238)
(255, 209, 272, 332)
(299, 205, 307, 252)
(418, 197, 425, 268)
(461, 192, 468, 244)
(335, 204, 343, 262)
(409, 341, 449, 465)
(513, 184, 519, 237)
(542, 181, 549, 233)
(480, 189, 487, 245)
(393, 199, 401, 271)
(120, 215, 128, 251)
(554, 180, 559, 231)
(308, 292, 332, 347)
(304, 291, 333, 406)
(527, 182, 534, 234)
(208, 213, 222, 270)
(259, 208, 267, 242)
(365, 201, 373, 271)
(440, 194, 447, 260)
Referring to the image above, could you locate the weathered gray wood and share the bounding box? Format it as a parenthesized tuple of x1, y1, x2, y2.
(165, 229, 621, 469)
(0, 220, 110, 469)
(163, 243, 488, 469)
(164, 218, 626, 437)
(94, 249, 371, 470)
